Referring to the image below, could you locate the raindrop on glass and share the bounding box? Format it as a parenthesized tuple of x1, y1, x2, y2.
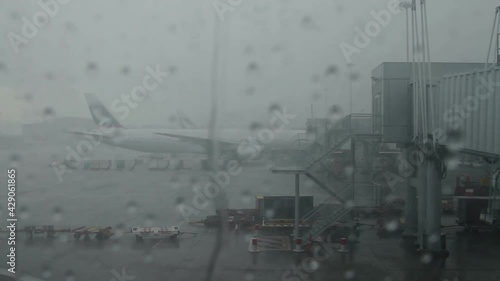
(19, 207, 30, 220)
(126, 201, 138, 215)
(65, 270, 76, 281)
(344, 270, 355, 279)
(325, 65, 338, 76)
(241, 190, 252, 205)
(420, 253, 433, 264)
(41, 265, 52, 279)
(265, 209, 275, 219)
(384, 220, 398, 232)
(52, 207, 63, 222)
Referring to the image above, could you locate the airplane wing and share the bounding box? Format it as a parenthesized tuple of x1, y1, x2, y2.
(66, 130, 114, 141)
(155, 132, 237, 147)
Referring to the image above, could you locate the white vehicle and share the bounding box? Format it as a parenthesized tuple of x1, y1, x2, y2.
(131, 226, 181, 241)
(68, 94, 304, 160)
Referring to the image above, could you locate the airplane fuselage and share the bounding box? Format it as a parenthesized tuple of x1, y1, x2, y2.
(100, 128, 304, 155)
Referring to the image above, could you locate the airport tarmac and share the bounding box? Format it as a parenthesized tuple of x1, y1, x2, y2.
(1, 143, 499, 281)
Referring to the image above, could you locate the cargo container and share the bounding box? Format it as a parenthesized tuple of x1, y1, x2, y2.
(255, 196, 314, 220)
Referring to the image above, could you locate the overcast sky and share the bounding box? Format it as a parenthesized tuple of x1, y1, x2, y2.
(0, 0, 498, 129)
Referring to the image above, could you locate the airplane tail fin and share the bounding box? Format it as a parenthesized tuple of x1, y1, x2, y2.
(84, 93, 124, 128)
(177, 109, 197, 129)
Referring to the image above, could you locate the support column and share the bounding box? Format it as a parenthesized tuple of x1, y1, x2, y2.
(417, 160, 427, 249)
(426, 158, 442, 251)
(404, 185, 418, 236)
(294, 173, 300, 241)
(403, 149, 418, 237)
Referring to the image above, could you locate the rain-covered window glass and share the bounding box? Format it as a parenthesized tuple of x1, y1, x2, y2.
(1, 1, 499, 281)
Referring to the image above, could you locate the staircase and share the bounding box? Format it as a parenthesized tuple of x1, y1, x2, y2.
(271, 114, 382, 240)
(308, 208, 352, 238)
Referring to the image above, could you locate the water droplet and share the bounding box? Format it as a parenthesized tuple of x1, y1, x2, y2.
(311, 91, 322, 102)
(427, 234, 440, 244)
(265, 209, 275, 219)
(112, 242, 121, 252)
(168, 65, 177, 74)
(245, 46, 254, 55)
(345, 200, 354, 208)
(344, 165, 354, 176)
(349, 72, 360, 81)
(65, 21, 77, 33)
(65, 270, 76, 281)
(126, 201, 138, 215)
(175, 196, 185, 205)
(9, 153, 21, 164)
(344, 270, 355, 279)
(384, 220, 398, 232)
(304, 258, 319, 271)
(446, 157, 460, 171)
(446, 129, 463, 150)
(42, 107, 56, 123)
(86, 61, 98, 72)
(53, 207, 63, 222)
(143, 253, 153, 263)
(170, 174, 179, 183)
(241, 190, 252, 204)
(59, 234, 69, 243)
(384, 193, 396, 204)
(246, 61, 258, 72)
(0, 62, 7, 72)
(24, 92, 33, 101)
(245, 87, 255, 96)
(249, 121, 263, 132)
(19, 207, 30, 220)
(120, 65, 130, 75)
(325, 65, 338, 76)
(45, 72, 54, 80)
(443, 184, 453, 194)
(268, 103, 282, 115)
(244, 272, 254, 281)
(420, 253, 433, 264)
(301, 15, 313, 27)
(145, 214, 155, 226)
(114, 223, 126, 238)
(311, 73, 321, 83)
(41, 265, 52, 279)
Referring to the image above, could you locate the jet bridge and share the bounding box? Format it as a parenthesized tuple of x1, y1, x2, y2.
(372, 61, 500, 253)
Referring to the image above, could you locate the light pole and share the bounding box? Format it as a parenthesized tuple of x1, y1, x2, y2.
(347, 63, 353, 115)
(400, 1, 414, 62)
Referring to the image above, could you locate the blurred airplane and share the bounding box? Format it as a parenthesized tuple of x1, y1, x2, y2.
(67, 93, 305, 160)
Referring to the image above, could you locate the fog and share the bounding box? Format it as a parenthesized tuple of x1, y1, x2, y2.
(1, 1, 500, 281)
(0, 0, 496, 130)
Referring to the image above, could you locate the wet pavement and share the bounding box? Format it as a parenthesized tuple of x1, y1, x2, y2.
(0, 144, 499, 281)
